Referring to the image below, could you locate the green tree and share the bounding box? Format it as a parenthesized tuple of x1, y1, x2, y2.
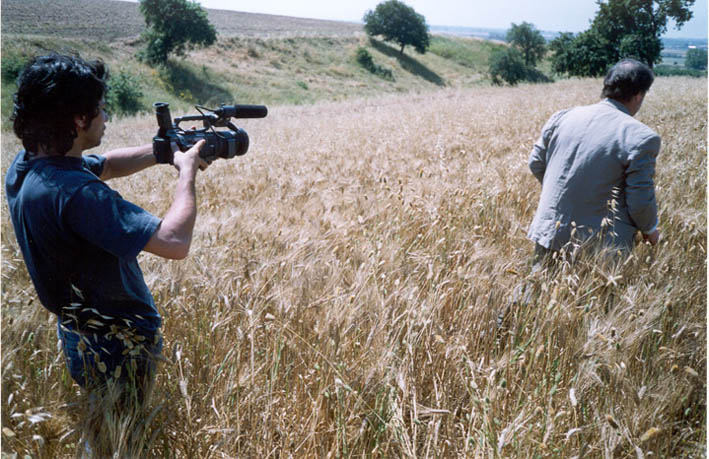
(489, 47, 528, 85)
(550, 0, 695, 76)
(550, 30, 617, 77)
(685, 48, 707, 70)
(548, 32, 575, 75)
(139, 0, 217, 65)
(506, 22, 546, 67)
(363, 0, 430, 55)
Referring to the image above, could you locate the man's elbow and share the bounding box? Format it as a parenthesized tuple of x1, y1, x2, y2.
(529, 166, 545, 184)
(529, 160, 545, 182)
(143, 233, 192, 259)
(161, 238, 192, 259)
(165, 244, 191, 260)
(99, 163, 114, 181)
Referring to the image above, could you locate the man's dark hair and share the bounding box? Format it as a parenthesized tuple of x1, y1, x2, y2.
(601, 58, 654, 102)
(12, 54, 108, 156)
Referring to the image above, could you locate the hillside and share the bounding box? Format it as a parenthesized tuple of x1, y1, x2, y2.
(1, 0, 504, 124)
(0, 0, 363, 40)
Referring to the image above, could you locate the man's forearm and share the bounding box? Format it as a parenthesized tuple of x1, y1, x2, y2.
(141, 139, 206, 260)
(143, 169, 198, 259)
(158, 169, 198, 257)
(100, 144, 156, 180)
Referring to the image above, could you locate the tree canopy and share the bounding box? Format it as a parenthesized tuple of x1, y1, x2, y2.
(685, 48, 708, 70)
(550, 0, 696, 76)
(549, 30, 617, 77)
(363, 0, 430, 55)
(489, 48, 528, 85)
(139, 0, 217, 65)
(506, 22, 546, 67)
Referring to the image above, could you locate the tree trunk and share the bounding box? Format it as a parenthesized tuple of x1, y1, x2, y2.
(400, 44, 405, 55)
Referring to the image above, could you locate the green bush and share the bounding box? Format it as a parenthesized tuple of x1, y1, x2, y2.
(524, 67, 554, 83)
(355, 47, 394, 80)
(489, 47, 552, 85)
(106, 70, 145, 117)
(1, 53, 30, 82)
(489, 48, 527, 85)
(356, 47, 376, 70)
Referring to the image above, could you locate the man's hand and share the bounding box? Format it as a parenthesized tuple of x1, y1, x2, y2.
(642, 229, 660, 245)
(172, 140, 209, 174)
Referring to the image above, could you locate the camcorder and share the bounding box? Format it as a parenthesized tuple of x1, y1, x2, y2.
(152, 102, 268, 164)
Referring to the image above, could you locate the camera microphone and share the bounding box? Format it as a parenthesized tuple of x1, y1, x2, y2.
(215, 104, 268, 119)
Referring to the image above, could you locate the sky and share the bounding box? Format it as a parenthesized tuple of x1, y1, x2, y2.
(185, 0, 708, 38)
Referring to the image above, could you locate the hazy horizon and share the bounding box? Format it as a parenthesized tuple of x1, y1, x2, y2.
(118, 0, 708, 39)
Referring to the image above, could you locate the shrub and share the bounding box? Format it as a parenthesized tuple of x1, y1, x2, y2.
(247, 46, 260, 58)
(356, 47, 394, 81)
(1, 53, 30, 82)
(377, 66, 393, 80)
(489, 47, 552, 85)
(106, 71, 145, 117)
(524, 67, 554, 83)
(356, 47, 375, 70)
(489, 48, 527, 85)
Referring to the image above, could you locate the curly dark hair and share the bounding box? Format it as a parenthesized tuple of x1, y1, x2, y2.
(601, 58, 654, 103)
(12, 53, 108, 156)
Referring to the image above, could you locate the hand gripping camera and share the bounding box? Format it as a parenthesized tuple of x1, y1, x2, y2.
(152, 102, 268, 164)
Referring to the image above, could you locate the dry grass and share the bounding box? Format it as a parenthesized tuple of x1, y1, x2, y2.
(1, 77, 706, 457)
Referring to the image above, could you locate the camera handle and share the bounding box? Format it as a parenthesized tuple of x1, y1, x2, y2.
(153, 136, 174, 164)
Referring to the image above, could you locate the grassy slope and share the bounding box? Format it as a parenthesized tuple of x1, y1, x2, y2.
(1, 0, 505, 126)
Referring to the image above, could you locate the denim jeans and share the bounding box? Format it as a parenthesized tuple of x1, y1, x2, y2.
(58, 321, 163, 394)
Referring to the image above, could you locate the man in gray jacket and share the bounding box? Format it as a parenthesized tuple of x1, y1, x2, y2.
(528, 58, 661, 264)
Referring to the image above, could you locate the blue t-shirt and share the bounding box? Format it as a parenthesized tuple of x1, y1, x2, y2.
(5, 151, 162, 334)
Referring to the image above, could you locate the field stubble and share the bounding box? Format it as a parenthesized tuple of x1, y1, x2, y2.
(1, 77, 706, 457)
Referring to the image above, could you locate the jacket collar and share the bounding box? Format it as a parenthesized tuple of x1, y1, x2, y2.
(602, 98, 631, 115)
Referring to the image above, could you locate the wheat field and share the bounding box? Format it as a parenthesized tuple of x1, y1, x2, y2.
(1, 77, 706, 457)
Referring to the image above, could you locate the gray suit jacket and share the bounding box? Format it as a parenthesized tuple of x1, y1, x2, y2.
(528, 98, 660, 251)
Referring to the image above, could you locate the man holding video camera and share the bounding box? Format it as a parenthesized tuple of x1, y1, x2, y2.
(5, 53, 208, 404)
(527, 58, 661, 266)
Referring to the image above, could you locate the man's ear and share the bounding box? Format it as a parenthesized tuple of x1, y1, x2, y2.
(74, 115, 87, 129)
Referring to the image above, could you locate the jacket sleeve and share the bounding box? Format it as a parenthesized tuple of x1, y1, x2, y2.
(625, 134, 661, 233)
(529, 110, 567, 184)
